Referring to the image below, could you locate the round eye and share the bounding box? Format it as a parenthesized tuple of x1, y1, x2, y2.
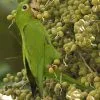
(22, 4, 29, 11)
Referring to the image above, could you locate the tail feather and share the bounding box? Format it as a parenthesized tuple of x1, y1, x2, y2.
(25, 58, 37, 96)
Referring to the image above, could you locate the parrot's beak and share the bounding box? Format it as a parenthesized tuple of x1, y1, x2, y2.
(7, 10, 17, 22)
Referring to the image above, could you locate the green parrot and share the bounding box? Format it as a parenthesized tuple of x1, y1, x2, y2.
(14, 0, 60, 95)
(9, 0, 93, 96)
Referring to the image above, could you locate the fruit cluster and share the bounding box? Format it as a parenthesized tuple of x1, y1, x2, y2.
(1, 0, 100, 100)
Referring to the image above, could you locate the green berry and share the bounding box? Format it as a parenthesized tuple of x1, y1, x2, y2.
(5, 89, 13, 96)
(92, 0, 100, 6)
(94, 82, 100, 88)
(51, 28, 57, 35)
(81, 77, 87, 84)
(85, 82, 90, 87)
(22, 76, 27, 81)
(89, 90, 96, 96)
(57, 31, 64, 37)
(26, 92, 32, 100)
(78, 3, 85, 9)
(61, 82, 68, 88)
(17, 72, 23, 77)
(55, 83, 61, 89)
(3, 78, 9, 83)
(15, 89, 21, 95)
(95, 57, 100, 63)
(86, 95, 95, 100)
(49, 67, 54, 73)
(43, 11, 49, 18)
(35, 96, 41, 100)
(54, 0, 60, 5)
(56, 26, 63, 31)
(11, 10, 16, 14)
(7, 15, 13, 20)
(37, 13, 42, 19)
(53, 59, 60, 65)
(94, 76, 100, 82)
(56, 22, 62, 27)
(14, 77, 20, 82)
(9, 75, 14, 81)
(6, 73, 11, 78)
(19, 92, 27, 100)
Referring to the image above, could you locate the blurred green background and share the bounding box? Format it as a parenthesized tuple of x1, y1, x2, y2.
(0, 0, 24, 78)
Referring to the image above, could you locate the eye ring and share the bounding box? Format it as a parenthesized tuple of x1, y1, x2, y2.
(22, 4, 29, 11)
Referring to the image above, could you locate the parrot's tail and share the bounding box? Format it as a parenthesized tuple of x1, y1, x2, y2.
(25, 58, 37, 96)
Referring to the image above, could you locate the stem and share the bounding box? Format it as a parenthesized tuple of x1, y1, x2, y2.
(45, 0, 54, 8)
(60, 73, 62, 84)
(78, 52, 94, 73)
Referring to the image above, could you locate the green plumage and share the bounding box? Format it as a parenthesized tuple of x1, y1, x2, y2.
(15, 0, 60, 95)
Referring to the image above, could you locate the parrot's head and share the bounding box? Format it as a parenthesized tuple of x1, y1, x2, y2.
(15, 0, 33, 29)
(7, 0, 36, 29)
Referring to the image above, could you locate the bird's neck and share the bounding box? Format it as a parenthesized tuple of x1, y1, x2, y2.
(16, 16, 32, 31)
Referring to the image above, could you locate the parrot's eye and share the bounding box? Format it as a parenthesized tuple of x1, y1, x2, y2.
(22, 4, 29, 11)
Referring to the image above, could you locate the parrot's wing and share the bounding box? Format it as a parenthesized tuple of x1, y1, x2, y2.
(22, 42, 37, 95)
(23, 20, 45, 95)
(44, 33, 61, 66)
(22, 20, 60, 95)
